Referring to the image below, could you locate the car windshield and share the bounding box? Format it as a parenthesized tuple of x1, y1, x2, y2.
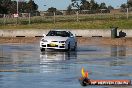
(46, 31, 70, 37)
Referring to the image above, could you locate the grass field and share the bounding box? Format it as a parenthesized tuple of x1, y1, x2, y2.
(0, 13, 132, 29)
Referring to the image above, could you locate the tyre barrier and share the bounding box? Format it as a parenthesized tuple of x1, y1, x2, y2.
(13, 35, 103, 37)
(92, 36, 102, 37)
(16, 36, 25, 37)
(35, 36, 43, 37)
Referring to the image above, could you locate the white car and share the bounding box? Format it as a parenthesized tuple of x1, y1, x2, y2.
(40, 30, 77, 51)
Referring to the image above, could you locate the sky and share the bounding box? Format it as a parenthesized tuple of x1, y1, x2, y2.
(30, 0, 128, 11)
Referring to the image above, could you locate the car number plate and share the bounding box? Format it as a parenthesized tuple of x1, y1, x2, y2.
(49, 43, 56, 46)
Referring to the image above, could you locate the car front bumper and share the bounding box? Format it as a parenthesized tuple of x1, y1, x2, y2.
(40, 41, 67, 50)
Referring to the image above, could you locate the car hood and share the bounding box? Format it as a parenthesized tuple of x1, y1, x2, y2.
(43, 36, 69, 41)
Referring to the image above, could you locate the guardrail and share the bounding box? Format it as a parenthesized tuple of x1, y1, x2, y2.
(0, 29, 132, 37)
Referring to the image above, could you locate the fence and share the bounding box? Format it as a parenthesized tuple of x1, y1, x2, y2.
(0, 12, 132, 25)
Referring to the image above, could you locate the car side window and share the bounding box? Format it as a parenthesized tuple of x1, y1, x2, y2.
(47, 31, 73, 37)
(47, 31, 55, 36)
(69, 32, 73, 37)
(65, 32, 70, 37)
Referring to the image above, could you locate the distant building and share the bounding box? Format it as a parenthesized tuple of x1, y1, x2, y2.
(99, 9, 110, 13)
(110, 9, 122, 14)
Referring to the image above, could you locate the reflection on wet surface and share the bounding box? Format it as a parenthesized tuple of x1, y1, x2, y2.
(111, 45, 126, 57)
(0, 43, 132, 88)
(40, 51, 77, 62)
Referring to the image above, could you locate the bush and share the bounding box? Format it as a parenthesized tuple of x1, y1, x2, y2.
(20, 21, 29, 25)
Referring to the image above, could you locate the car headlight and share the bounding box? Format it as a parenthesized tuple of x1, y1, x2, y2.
(41, 39, 48, 42)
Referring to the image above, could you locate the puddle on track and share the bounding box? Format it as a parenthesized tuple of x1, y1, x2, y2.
(0, 43, 132, 88)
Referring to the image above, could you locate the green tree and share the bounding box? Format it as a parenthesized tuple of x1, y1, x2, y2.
(90, 0, 95, 9)
(80, 0, 87, 4)
(128, 0, 132, 7)
(71, 0, 100, 10)
(92, 2, 99, 10)
(120, 0, 132, 9)
(47, 7, 57, 13)
(67, 5, 72, 14)
(80, 0, 90, 10)
(120, 4, 127, 9)
(27, 0, 38, 13)
(0, 0, 39, 14)
(8, 1, 17, 13)
(108, 5, 114, 10)
(71, 0, 80, 10)
(0, 0, 12, 14)
(99, 3, 107, 9)
(46, 7, 63, 16)
(8, 1, 29, 14)
(70, 0, 113, 13)
(18, 1, 28, 13)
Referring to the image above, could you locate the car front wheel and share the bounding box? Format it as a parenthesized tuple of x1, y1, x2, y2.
(72, 42, 77, 51)
(40, 48, 45, 52)
(66, 43, 70, 51)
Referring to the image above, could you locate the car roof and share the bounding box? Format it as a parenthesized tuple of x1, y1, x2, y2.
(50, 30, 69, 32)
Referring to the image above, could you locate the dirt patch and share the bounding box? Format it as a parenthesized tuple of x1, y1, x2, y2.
(0, 37, 132, 46)
(0, 37, 41, 44)
(77, 37, 132, 46)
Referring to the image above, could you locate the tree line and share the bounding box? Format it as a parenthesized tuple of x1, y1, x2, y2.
(70, 0, 132, 10)
(46, 0, 114, 15)
(48, 0, 132, 15)
(120, 0, 132, 11)
(71, 0, 113, 10)
(66, 0, 114, 14)
(0, 0, 38, 14)
(0, 0, 132, 15)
